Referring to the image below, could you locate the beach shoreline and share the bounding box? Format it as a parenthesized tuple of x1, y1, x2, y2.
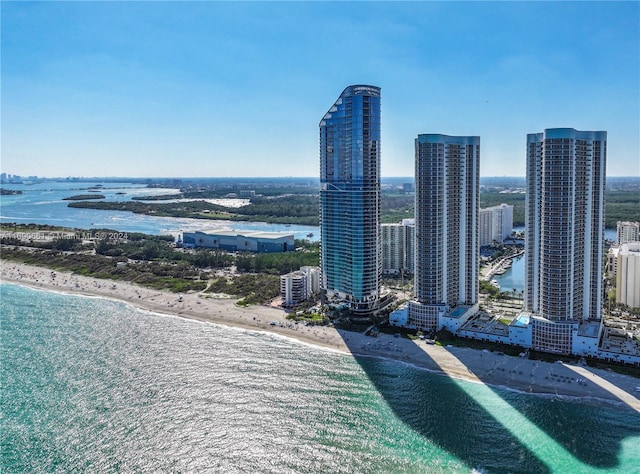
(2, 260, 639, 411)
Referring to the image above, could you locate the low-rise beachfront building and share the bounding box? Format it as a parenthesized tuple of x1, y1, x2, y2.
(389, 307, 640, 364)
(280, 266, 320, 307)
(456, 312, 532, 348)
(509, 314, 533, 348)
(455, 313, 600, 356)
(389, 304, 410, 328)
(597, 327, 640, 366)
(389, 303, 477, 334)
(440, 305, 479, 333)
(281, 271, 306, 306)
(572, 321, 603, 357)
(182, 230, 294, 253)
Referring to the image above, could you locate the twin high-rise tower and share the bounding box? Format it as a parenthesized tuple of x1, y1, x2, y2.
(320, 85, 607, 356)
(409, 134, 480, 329)
(525, 128, 607, 353)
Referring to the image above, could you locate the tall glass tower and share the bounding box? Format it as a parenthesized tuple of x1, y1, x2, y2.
(409, 134, 480, 330)
(525, 128, 607, 354)
(319, 85, 381, 314)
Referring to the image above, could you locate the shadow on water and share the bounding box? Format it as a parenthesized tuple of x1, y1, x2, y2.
(337, 330, 640, 473)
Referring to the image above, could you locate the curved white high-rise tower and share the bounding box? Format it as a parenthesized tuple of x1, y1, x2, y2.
(525, 128, 607, 354)
(410, 134, 480, 330)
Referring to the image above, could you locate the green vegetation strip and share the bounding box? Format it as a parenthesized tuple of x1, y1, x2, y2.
(1, 225, 320, 304)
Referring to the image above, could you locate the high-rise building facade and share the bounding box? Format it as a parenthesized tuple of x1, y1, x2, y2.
(319, 85, 381, 314)
(409, 134, 480, 330)
(381, 223, 405, 275)
(381, 219, 415, 276)
(479, 203, 513, 246)
(525, 128, 606, 354)
(402, 218, 416, 276)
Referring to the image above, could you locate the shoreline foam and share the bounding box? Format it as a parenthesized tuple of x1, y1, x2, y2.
(2, 260, 639, 411)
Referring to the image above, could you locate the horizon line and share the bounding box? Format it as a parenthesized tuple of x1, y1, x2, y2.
(2, 175, 640, 180)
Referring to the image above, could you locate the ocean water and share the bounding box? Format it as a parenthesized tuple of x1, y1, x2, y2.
(2, 284, 640, 473)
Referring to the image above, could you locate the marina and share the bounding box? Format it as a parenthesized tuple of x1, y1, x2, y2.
(483, 250, 525, 285)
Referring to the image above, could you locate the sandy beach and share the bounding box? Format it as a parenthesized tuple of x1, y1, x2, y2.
(2, 260, 639, 412)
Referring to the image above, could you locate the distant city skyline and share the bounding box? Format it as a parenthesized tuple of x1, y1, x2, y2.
(2, 1, 638, 178)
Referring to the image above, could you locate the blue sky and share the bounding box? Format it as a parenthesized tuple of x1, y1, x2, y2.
(2, 1, 638, 178)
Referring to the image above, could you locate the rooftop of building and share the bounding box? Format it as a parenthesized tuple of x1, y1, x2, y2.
(459, 312, 510, 336)
(511, 313, 530, 328)
(341, 84, 381, 98)
(577, 321, 601, 338)
(448, 307, 468, 319)
(600, 326, 640, 358)
(619, 242, 640, 254)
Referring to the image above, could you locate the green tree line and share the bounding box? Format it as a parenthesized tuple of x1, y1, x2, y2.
(60, 185, 640, 229)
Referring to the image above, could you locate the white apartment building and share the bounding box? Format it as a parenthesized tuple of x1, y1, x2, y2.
(608, 222, 640, 278)
(381, 224, 404, 275)
(479, 203, 513, 246)
(617, 221, 640, 245)
(615, 243, 640, 308)
(280, 266, 320, 307)
(301, 266, 321, 295)
(403, 219, 415, 276)
(381, 219, 415, 275)
(608, 246, 620, 278)
(524, 128, 606, 355)
(407, 134, 480, 331)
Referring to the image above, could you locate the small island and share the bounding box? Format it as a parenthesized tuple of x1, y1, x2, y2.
(0, 188, 23, 195)
(62, 194, 106, 200)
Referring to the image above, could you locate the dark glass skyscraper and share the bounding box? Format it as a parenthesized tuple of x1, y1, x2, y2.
(319, 85, 381, 314)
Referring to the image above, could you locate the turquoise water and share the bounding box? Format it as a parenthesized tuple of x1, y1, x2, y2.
(2, 283, 640, 473)
(493, 255, 525, 293)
